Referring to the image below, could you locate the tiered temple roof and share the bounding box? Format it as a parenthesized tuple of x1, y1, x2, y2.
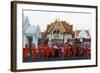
(42, 19, 73, 39)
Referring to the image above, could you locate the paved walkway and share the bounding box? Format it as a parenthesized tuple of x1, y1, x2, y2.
(23, 55, 90, 63)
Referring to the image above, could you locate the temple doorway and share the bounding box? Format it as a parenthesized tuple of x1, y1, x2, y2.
(26, 36, 33, 48)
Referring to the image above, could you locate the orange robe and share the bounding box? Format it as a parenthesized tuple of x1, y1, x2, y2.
(45, 46, 50, 59)
(23, 47, 30, 60)
(64, 46, 67, 57)
(51, 48, 55, 57)
(58, 47, 62, 57)
(67, 46, 71, 57)
(43, 46, 46, 57)
(72, 45, 77, 56)
(64, 45, 71, 57)
(85, 48, 91, 57)
(51, 42, 55, 57)
(38, 45, 43, 57)
(32, 47, 37, 60)
(78, 46, 83, 56)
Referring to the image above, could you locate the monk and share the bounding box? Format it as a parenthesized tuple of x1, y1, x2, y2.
(64, 44, 68, 58)
(23, 44, 30, 60)
(51, 41, 55, 57)
(58, 47, 62, 58)
(38, 45, 43, 57)
(51, 48, 55, 57)
(85, 47, 91, 57)
(43, 46, 46, 57)
(58, 41, 62, 58)
(72, 45, 77, 57)
(43, 45, 49, 59)
(67, 45, 71, 57)
(32, 44, 37, 61)
(77, 46, 83, 56)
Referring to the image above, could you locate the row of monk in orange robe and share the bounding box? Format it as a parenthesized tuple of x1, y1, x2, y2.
(23, 43, 91, 61)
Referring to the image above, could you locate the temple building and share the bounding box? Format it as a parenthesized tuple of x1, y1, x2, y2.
(22, 16, 42, 48)
(43, 19, 74, 46)
(75, 30, 90, 38)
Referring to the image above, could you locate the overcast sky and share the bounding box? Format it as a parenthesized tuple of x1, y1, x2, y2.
(23, 10, 92, 34)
